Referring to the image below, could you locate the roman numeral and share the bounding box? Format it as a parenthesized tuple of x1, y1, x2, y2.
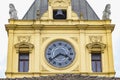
(68, 58, 72, 61)
(58, 43, 62, 45)
(47, 53, 51, 55)
(53, 61, 56, 64)
(70, 53, 73, 55)
(53, 44, 56, 47)
(65, 62, 68, 64)
(48, 57, 52, 61)
(49, 48, 52, 50)
(64, 44, 67, 46)
(68, 48, 71, 50)
(58, 63, 62, 66)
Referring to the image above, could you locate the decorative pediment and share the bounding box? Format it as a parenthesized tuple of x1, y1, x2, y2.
(15, 42, 34, 53)
(49, 0, 70, 8)
(15, 42, 34, 48)
(86, 42, 106, 53)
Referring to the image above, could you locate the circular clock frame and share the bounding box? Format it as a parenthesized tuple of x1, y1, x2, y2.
(45, 40, 75, 68)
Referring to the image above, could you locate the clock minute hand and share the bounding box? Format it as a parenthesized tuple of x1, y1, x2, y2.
(50, 54, 60, 61)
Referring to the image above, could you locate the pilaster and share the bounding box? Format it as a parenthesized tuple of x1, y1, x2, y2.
(32, 24, 42, 74)
(78, 25, 87, 73)
(105, 28, 115, 73)
(6, 29, 14, 73)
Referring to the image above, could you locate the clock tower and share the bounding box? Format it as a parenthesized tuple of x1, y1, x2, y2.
(5, 0, 115, 78)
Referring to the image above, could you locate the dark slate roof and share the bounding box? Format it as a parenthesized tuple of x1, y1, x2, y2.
(72, 0, 99, 20)
(23, 0, 48, 20)
(0, 74, 120, 80)
(23, 0, 100, 20)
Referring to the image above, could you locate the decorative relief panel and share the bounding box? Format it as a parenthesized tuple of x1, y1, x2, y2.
(18, 36, 30, 43)
(49, 0, 70, 7)
(89, 36, 102, 43)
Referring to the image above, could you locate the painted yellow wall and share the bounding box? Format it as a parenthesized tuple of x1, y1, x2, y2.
(5, 19, 115, 78)
(5, 0, 115, 78)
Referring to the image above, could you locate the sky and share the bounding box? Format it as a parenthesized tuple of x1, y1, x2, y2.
(0, 0, 120, 78)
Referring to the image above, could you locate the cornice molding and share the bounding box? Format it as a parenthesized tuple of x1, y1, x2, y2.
(103, 24, 115, 32)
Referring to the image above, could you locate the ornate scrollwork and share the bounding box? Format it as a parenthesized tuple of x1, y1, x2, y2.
(89, 36, 102, 43)
(49, 0, 70, 7)
(18, 36, 30, 43)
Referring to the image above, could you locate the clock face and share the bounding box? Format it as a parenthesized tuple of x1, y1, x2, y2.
(45, 40, 75, 68)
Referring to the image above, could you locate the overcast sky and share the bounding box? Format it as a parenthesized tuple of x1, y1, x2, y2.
(0, 0, 120, 78)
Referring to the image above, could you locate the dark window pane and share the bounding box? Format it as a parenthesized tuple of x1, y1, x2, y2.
(19, 53, 29, 72)
(19, 54, 29, 59)
(92, 54, 101, 60)
(96, 61, 102, 72)
(19, 61, 24, 72)
(92, 61, 96, 72)
(24, 61, 29, 72)
(91, 53, 102, 72)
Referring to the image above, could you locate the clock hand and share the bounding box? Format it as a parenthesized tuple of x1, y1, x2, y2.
(59, 54, 72, 61)
(50, 53, 61, 61)
(50, 53, 65, 61)
(62, 54, 72, 60)
(60, 54, 72, 61)
(60, 53, 67, 58)
(50, 53, 71, 62)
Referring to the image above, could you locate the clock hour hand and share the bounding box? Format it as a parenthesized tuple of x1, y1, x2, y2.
(59, 53, 72, 60)
(62, 54, 72, 60)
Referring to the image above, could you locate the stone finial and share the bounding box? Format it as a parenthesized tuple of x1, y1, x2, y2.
(9, 3, 18, 19)
(36, 10, 40, 20)
(80, 13, 84, 20)
(102, 4, 111, 20)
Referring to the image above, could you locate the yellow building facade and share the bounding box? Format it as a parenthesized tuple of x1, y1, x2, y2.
(5, 0, 115, 78)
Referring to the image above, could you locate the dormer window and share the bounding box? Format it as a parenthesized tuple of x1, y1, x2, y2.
(53, 9, 67, 19)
